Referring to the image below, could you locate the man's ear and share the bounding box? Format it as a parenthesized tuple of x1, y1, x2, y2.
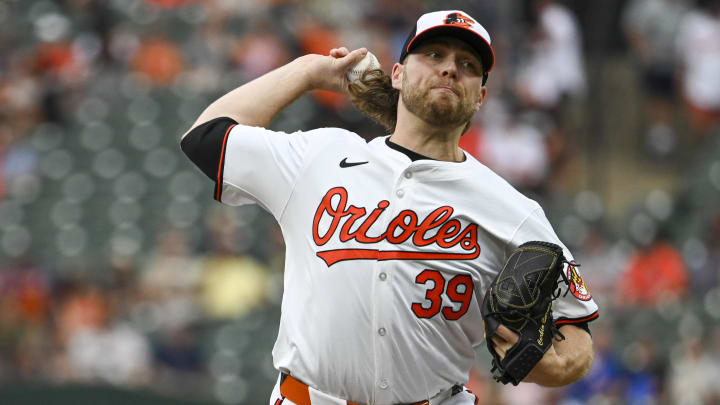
(391, 63, 404, 91)
(475, 86, 488, 111)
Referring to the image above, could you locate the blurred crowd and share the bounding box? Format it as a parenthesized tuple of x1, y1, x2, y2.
(1, 0, 720, 404)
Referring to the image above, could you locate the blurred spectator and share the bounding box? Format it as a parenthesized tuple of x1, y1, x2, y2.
(137, 230, 204, 376)
(622, 337, 665, 405)
(199, 211, 271, 319)
(562, 327, 625, 404)
(515, 0, 586, 114)
(500, 382, 556, 405)
(573, 228, 620, 296)
(55, 282, 109, 345)
(148, 0, 194, 8)
(153, 327, 203, 373)
(232, 24, 290, 78)
(297, 19, 345, 111)
(298, 17, 336, 54)
(481, 112, 550, 191)
(694, 213, 720, 291)
(669, 338, 720, 404)
(33, 42, 78, 78)
(140, 229, 202, 330)
(53, 282, 152, 386)
(131, 36, 185, 85)
(617, 237, 689, 306)
(1, 262, 51, 325)
(510, 0, 585, 187)
(458, 124, 483, 161)
(0, 261, 52, 378)
(62, 317, 151, 385)
(200, 254, 271, 319)
(0, 123, 40, 202)
(464, 366, 505, 404)
(463, 100, 555, 193)
(179, 6, 232, 95)
(675, 0, 720, 136)
(1, 60, 43, 133)
(622, 0, 689, 157)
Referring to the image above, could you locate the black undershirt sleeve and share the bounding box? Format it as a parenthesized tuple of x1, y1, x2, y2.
(180, 117, 239, 180)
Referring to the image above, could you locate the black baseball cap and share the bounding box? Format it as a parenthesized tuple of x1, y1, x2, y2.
(399, 10, 495, 83)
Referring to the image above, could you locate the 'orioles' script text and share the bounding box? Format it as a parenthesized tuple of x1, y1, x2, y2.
(312, 187, 480, 266)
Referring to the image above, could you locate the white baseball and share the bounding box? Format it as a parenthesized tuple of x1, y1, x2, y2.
(346, 51, 381, 83)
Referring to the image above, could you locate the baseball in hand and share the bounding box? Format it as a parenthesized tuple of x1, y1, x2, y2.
(346, 51, 381, 83)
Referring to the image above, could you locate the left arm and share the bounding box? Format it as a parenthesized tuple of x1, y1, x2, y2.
(525, 324, 594, 386)
(492, 324, 594, 387)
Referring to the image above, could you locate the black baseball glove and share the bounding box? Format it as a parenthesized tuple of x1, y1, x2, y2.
(481, 241, 571, 385)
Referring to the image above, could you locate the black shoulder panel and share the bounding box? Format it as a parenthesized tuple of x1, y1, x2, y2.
(180, 117, 239, 180)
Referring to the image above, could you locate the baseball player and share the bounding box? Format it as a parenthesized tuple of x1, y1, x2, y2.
(181, 10, 599, 405)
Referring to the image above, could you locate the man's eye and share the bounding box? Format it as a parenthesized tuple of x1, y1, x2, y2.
(428, 51, 440, 58)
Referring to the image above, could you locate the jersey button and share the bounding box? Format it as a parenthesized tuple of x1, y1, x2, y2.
(404, 171, 412, 179)
(378, 379, 389, 390)
(396, 189, 404, 198)
(378, 327, 386, 336)
(379, 272, 387, 281)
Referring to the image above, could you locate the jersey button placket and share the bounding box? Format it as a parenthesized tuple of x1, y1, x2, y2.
(371, 239, 392, 403)
(374, 168, 411, 403)
(396, 167, 414, 200)
(373, 260, 393, 403)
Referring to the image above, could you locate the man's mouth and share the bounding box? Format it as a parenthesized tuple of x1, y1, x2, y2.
(433, 86, 459, 96)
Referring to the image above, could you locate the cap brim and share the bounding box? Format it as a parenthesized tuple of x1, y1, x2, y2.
(405, 25, 495, 73)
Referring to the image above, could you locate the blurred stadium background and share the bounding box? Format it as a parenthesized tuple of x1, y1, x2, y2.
(1, 0, 720, 404)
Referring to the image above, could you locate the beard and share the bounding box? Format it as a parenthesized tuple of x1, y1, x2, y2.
(401, 72, 477, 129)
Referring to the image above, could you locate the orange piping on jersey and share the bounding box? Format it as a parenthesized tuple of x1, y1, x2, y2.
(555, 311, 599, 325)
(214, 123, 237, 201)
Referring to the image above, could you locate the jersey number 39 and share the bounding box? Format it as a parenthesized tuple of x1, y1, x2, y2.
(411, 269, 474, 320)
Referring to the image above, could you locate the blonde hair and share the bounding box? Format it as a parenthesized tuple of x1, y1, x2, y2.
(348, 69, 399, 133)
(348, 68, 473, 135)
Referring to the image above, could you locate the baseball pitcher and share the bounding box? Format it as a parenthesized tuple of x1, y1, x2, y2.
(181, 9, 599, 405)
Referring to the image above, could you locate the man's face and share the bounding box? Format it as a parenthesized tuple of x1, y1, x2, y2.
(393, 36, 487, 129)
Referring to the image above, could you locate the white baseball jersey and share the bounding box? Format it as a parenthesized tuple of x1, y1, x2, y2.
(215, 124, 598, 404)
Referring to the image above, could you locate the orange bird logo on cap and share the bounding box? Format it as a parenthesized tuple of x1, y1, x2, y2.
(444, 12, 475, 28)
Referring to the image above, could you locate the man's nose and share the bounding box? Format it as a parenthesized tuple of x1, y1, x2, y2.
(440, 59, 458, 79)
